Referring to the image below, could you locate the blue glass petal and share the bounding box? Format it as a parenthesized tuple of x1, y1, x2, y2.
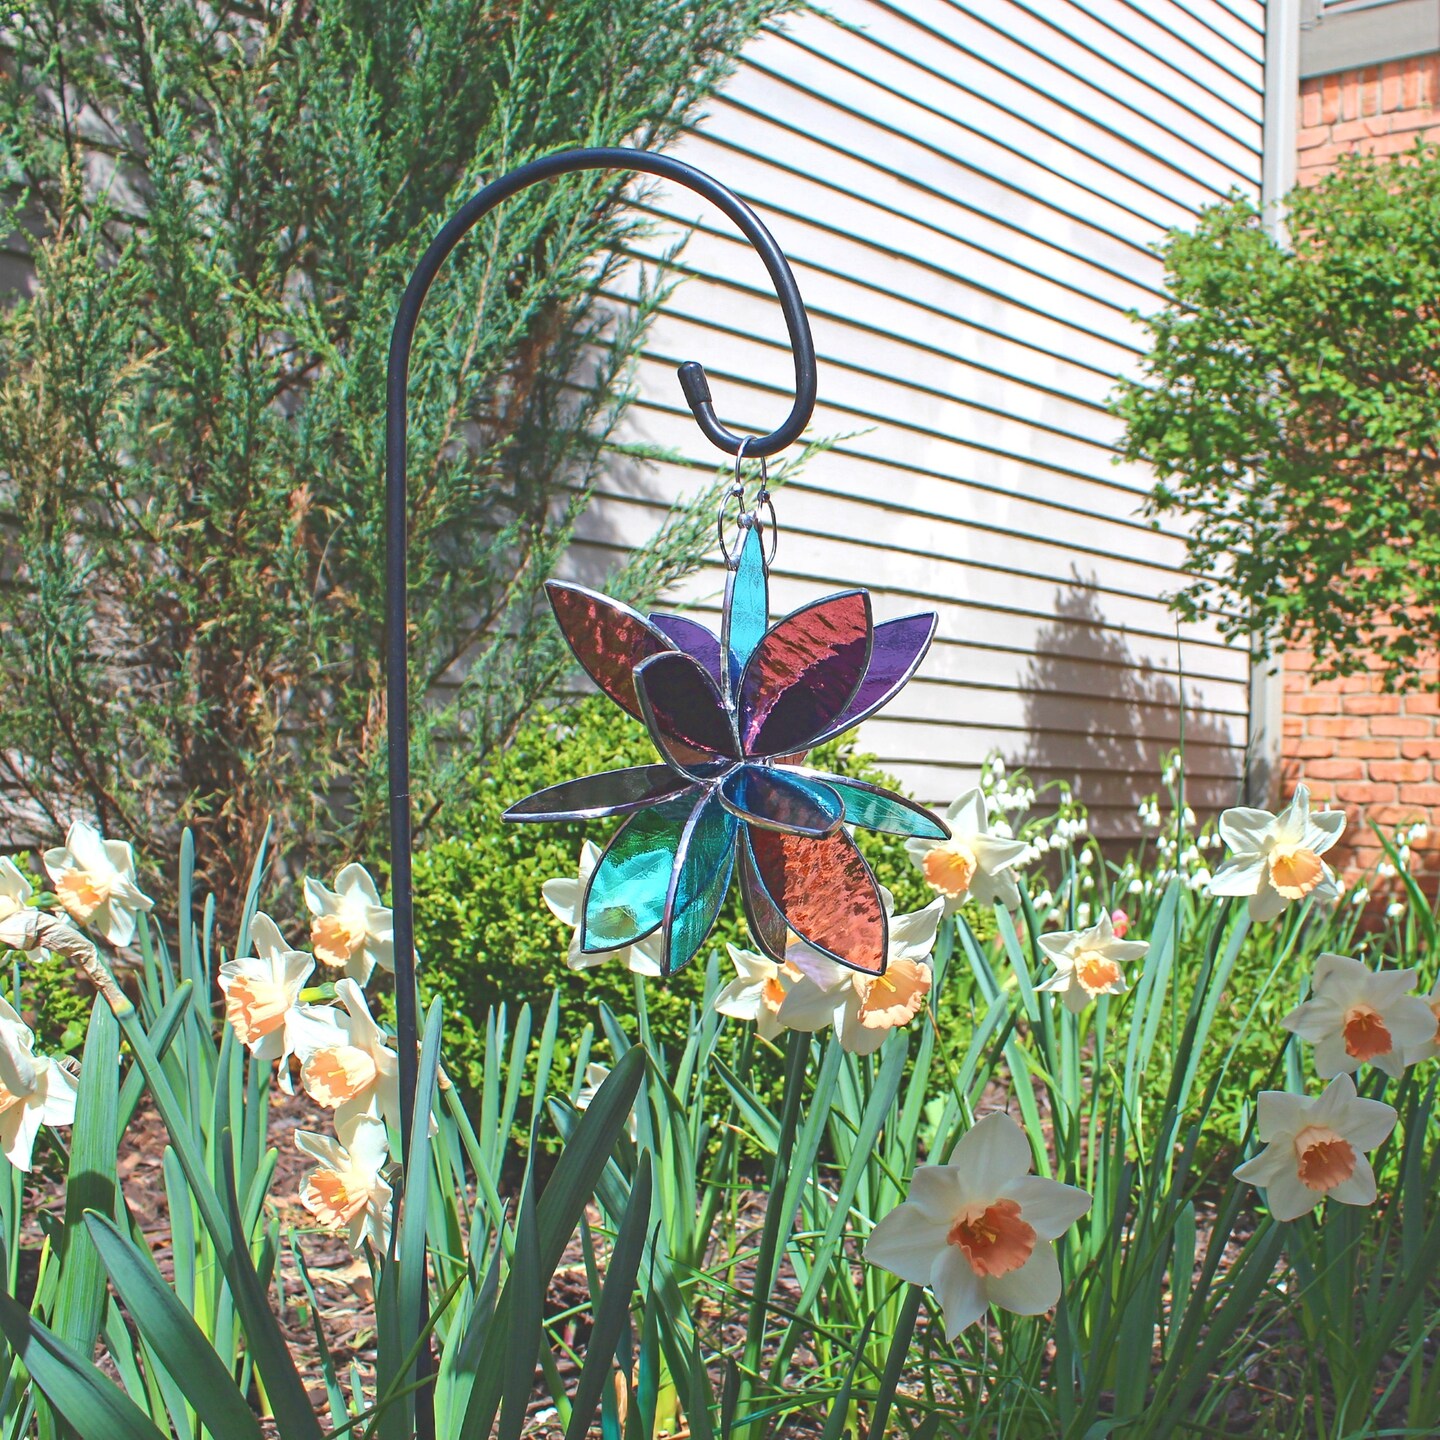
(721, 523, 768, 695)
(581, 795, 695, 953)
(787, 769, 949, 839)
(662, 791, 738, 975)
(719, 764, 842, 838)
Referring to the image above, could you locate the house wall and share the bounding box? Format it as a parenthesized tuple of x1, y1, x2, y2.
(570, 0, 1268, 840)
(1279, 38, 1440, 890)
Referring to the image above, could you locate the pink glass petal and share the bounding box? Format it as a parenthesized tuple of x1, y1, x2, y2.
(805, 612, 937, 747)
(634, 651, 739, 762)
(547, 581, 676, 722)
(738, 833, 789, 962)
(748, 825, 888, 975)
(738, 590, 872, 758)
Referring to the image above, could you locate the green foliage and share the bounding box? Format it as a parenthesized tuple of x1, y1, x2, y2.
(1113, 142, 1440, 692)
(410, 692, 928, 1093)
(0, 0, 793, 895)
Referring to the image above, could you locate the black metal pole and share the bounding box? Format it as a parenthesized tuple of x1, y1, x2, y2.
(384, 146, 817, 1432)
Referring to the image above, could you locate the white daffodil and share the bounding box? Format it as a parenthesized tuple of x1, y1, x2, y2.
(1035, 912, 1149, 1014)
(1405, 976, 1440, 1067)
(1234, 1073, 1397, 1222)
(1280, 953, 1433, 1080)
(297, 1115, 393, 1254)
(0, 993, 77, 1171)
(299, 978, 403, 1134)
(574, 1062, 639, 1141)
(1207, 785, 1345, 922)
(542, 840, 663, 976)
(303, 863, 394, 986)
(42, 820, 153, 947)
(905, 789, 1028, 915)
(865, 1111, 1091, 1339)
(0, 859, 33, 926)
(712, 944, 801, 1040)
(778, 893, 944, 1055)
(218, 915, 340, 1088)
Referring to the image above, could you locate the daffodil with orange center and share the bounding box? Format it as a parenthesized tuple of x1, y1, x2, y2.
(1234, 1074, 1397, 1221)
(906, 790, 1028, 915)
(42, 820, 153, 947)
(865, 1111, 1091, 1338)
(713, 944, 802, 1041)
(0, 993, 77, 1172)
(304, 863, 394, 985)
(296, 1115, 393, 1254)
(1281, 953, 1433, 1080)
(1035, 912, 1149, 1014)
(218, 914, 342, 1089)
(1208, 785, 1345, 921)
(778, 892, 943, 1054)
(298, 977, 406, 1134)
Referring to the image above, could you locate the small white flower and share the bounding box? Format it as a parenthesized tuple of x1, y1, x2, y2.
(1127, 878, 1143, 896)
(297, 1115, 393, 1254)
(779, 894, 944, 1054)
(864, 1112, 1090, 1338)
(1036, 912, 1149, 1014)
(1208, 785, 1345, 922)
(1350, 887, 1370, 907)
(219, 915, 339, 1088)
(1378, 862, 1397, 879)
(1234, 1074, 1396, 1222)
(906, 791, 1029, 915)
(713, 945, 800, 1041)
(304, 864, 394, 985)
(0, 994, 77, 1171)
(1281, 954, 1433, 1080)
(543, 841, 663, 976)
(42, 821, 153, 947)
(1386, 901, 1407, 920)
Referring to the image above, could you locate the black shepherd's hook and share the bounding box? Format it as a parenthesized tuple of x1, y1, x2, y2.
(383, 146, 816, 1431)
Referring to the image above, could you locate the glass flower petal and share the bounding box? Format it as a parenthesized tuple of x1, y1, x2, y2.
(788, 769, 949, 839)
(738, 590, 872, 758)
(634, 651, 740, 762)
(722, 523, 769, 687)
(581, 795, 695, 952)
(504, 766, 698, 822)
(649, 613, 727, 689)
(547, 581, 676, 722)
(806, 612, 938, 747)
(748, 825, 888, 974)
(662, 791, 738, 975)
(738, 833, 790, 963)
(719, 765, 843, 838)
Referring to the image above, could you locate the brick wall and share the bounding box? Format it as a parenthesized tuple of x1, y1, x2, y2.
(1282, 55, 1440, 894)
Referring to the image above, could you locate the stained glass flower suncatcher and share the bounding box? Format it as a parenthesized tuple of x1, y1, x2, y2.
(504, 521, 949, 977)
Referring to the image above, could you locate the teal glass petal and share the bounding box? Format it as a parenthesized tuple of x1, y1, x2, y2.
(581, 795, 695, 952)
(789, 769, 949, 840)
(721, 522, 768, 692)
(663, 791, 738, 975)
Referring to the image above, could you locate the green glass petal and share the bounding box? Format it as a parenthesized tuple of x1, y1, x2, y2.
(581, 795, 695, 952)
(800, 771, 949, 839)
(663, 792, 738, 975)
(721, 523, 768, 691)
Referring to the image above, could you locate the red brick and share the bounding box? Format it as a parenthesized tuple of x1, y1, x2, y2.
(1283, 717, 1305, 738)
(1342, 694, 1402, 716)
(1384, 67, 1404, 113)
(1371, 760, 1434, 783)
(1291, 694, 1339, 715)
(1369, 803, 1429, 826)
(1332, 116, 1393, 143)
(1337, 781, 1400, 805)
(1303, 759, 1366, 781)
(1403, 692, 1440, 714)
(1322, 72, 1342, 124)
(1402, 739, 1440, 760)
(1338, 739, 1401, 759)
(1370, 716, 1431, 737)
(1309, 715, 1368, 738)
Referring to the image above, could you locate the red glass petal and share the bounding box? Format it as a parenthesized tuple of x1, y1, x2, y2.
(747, 825, 888, 975)
(738, 590, 872, 757)
(634, 651, 739, 762)
(547, 581, 675, 722)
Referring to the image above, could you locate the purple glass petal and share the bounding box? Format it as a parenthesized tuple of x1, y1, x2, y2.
(649, 613, 727, 689)
(738, 833, 789, 962)
(719, 765, 842, 838)
(805, 612, 938, 748)
(547, 581, 676, 722)
(634, 651, 739, 763)
(738, 590, 872, 758)
(748, 825, 888, 975)
(503, 765, 698, 823)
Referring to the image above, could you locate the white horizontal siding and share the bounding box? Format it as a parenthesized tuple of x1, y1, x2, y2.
(573, 0, 1264, 838)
